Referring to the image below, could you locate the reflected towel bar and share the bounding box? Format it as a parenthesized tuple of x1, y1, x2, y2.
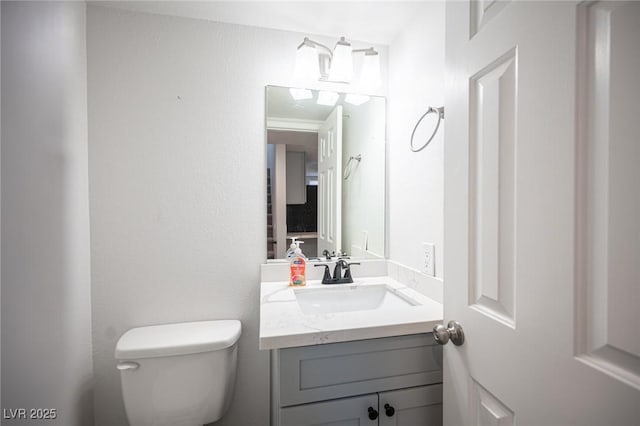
(343, 154, 362, 180)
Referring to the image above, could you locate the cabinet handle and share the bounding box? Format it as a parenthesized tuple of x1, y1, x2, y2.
(384, 403, 395, 417)
(367, 407, 379, 420)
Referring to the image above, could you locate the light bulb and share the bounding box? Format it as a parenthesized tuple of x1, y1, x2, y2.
(329, 37, 353, 82)
(344, 94, 370, 106)
(289, 88, 313, 100)
(360, 51, 381, 90)
(295, 41, 320, 83)
(317, 91, 339, 106)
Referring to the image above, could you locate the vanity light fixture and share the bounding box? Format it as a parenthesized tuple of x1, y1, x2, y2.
(289, 88, 313, 100)
(295, 36, 380, 89)
(317, 91, 339, 106)
(344, 93, 370, 106)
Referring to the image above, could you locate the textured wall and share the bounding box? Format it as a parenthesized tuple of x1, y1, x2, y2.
(342, 100, 386, 257)
(1, 2, 93, 424)
(388, 2, 446, 278)
(87, 6, 386, 425)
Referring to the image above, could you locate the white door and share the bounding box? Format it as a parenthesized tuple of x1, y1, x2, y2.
(443, 1, 640, 425)
(318, 105, 343, 256)
(273, 144, 288, 258)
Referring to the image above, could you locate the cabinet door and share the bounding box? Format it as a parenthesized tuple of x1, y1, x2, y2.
(379, 385, 443, 426)
(279, 393, 378, 426)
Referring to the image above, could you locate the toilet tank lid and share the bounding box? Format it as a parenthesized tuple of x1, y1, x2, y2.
(115, 320, 241, 359)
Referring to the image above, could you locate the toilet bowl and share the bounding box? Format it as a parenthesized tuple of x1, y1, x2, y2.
(115, 320, 241, 426)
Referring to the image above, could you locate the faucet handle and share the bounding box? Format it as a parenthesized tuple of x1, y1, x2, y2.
(313, 263, 332, 283)
(342, 262, 360, 281)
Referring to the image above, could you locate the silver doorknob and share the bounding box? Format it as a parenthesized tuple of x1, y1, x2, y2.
(433, 320, 465, 346)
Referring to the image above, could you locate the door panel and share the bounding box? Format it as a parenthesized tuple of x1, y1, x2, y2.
(470, 0, 510, 37)
(318, 105, 343, 256)
(469, 378, 514, 426)
(468, 47, 517, 328)
(575, 1, 640, 389)
(444, 1, 640, 425)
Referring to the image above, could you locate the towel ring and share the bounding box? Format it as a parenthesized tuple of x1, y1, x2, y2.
(343, 154, 362, 180)
(410, 106, 444, 152)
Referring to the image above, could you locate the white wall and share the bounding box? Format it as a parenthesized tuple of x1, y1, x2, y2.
(1, 1, 3, 410)
(388, 2, 445, 278)
(1, 2, 93, 424)
(87, 6, 387, 426)
(342, 100, 386, 257)
(0, 2, 3, 411)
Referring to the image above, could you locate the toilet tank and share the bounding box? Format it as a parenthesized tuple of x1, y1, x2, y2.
(115, 320, 241, 426)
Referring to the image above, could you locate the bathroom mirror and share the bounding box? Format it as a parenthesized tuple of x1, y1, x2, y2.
(266, 85, 386, 260)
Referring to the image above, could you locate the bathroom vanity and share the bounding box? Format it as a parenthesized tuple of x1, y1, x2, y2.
(260, 266, 444, 425)
(272, 334, 442, 425)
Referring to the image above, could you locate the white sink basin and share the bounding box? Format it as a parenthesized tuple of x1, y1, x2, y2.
(294, 284, 419, 315)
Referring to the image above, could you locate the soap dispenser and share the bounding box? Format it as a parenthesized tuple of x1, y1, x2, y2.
(289, 246, 306, 287)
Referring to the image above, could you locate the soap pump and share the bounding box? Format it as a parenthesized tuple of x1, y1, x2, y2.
(286, 237, 304, 259)
(285, 237, 298, 258)
(287, 238, 305, 259)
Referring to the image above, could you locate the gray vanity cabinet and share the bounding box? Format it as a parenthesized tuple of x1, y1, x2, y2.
(379, 385, 443, 426)
(271, 333, 443, 426)
(279, 385, 442, 426)
(279, 393, 378, 426)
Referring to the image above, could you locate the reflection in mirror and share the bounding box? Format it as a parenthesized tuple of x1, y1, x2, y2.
(266, 86, 385, 260)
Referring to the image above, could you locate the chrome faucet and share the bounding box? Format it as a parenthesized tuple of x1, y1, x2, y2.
(314, 259, 360, 284)
(321, 249, 349, 260)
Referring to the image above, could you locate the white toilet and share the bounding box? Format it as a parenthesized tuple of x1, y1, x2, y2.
(115, 320, 241, 426)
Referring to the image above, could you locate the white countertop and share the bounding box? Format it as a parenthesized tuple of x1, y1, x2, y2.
(259, 276, 443, 350)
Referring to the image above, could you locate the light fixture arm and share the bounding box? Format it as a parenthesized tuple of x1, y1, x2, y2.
(299, 37, 335, 80)
(352, 47, 377, 55)
(299, 37, 333, 59)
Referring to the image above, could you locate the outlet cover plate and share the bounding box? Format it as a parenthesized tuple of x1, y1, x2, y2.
(422, 242, 435, 277)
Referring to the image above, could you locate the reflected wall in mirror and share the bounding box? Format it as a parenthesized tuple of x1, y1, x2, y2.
(266, 85, 386, 260)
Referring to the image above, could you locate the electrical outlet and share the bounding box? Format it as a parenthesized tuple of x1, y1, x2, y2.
(422, 243, 435, 277)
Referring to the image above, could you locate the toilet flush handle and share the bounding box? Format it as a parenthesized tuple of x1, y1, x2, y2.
(117, 362, 140, 371)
